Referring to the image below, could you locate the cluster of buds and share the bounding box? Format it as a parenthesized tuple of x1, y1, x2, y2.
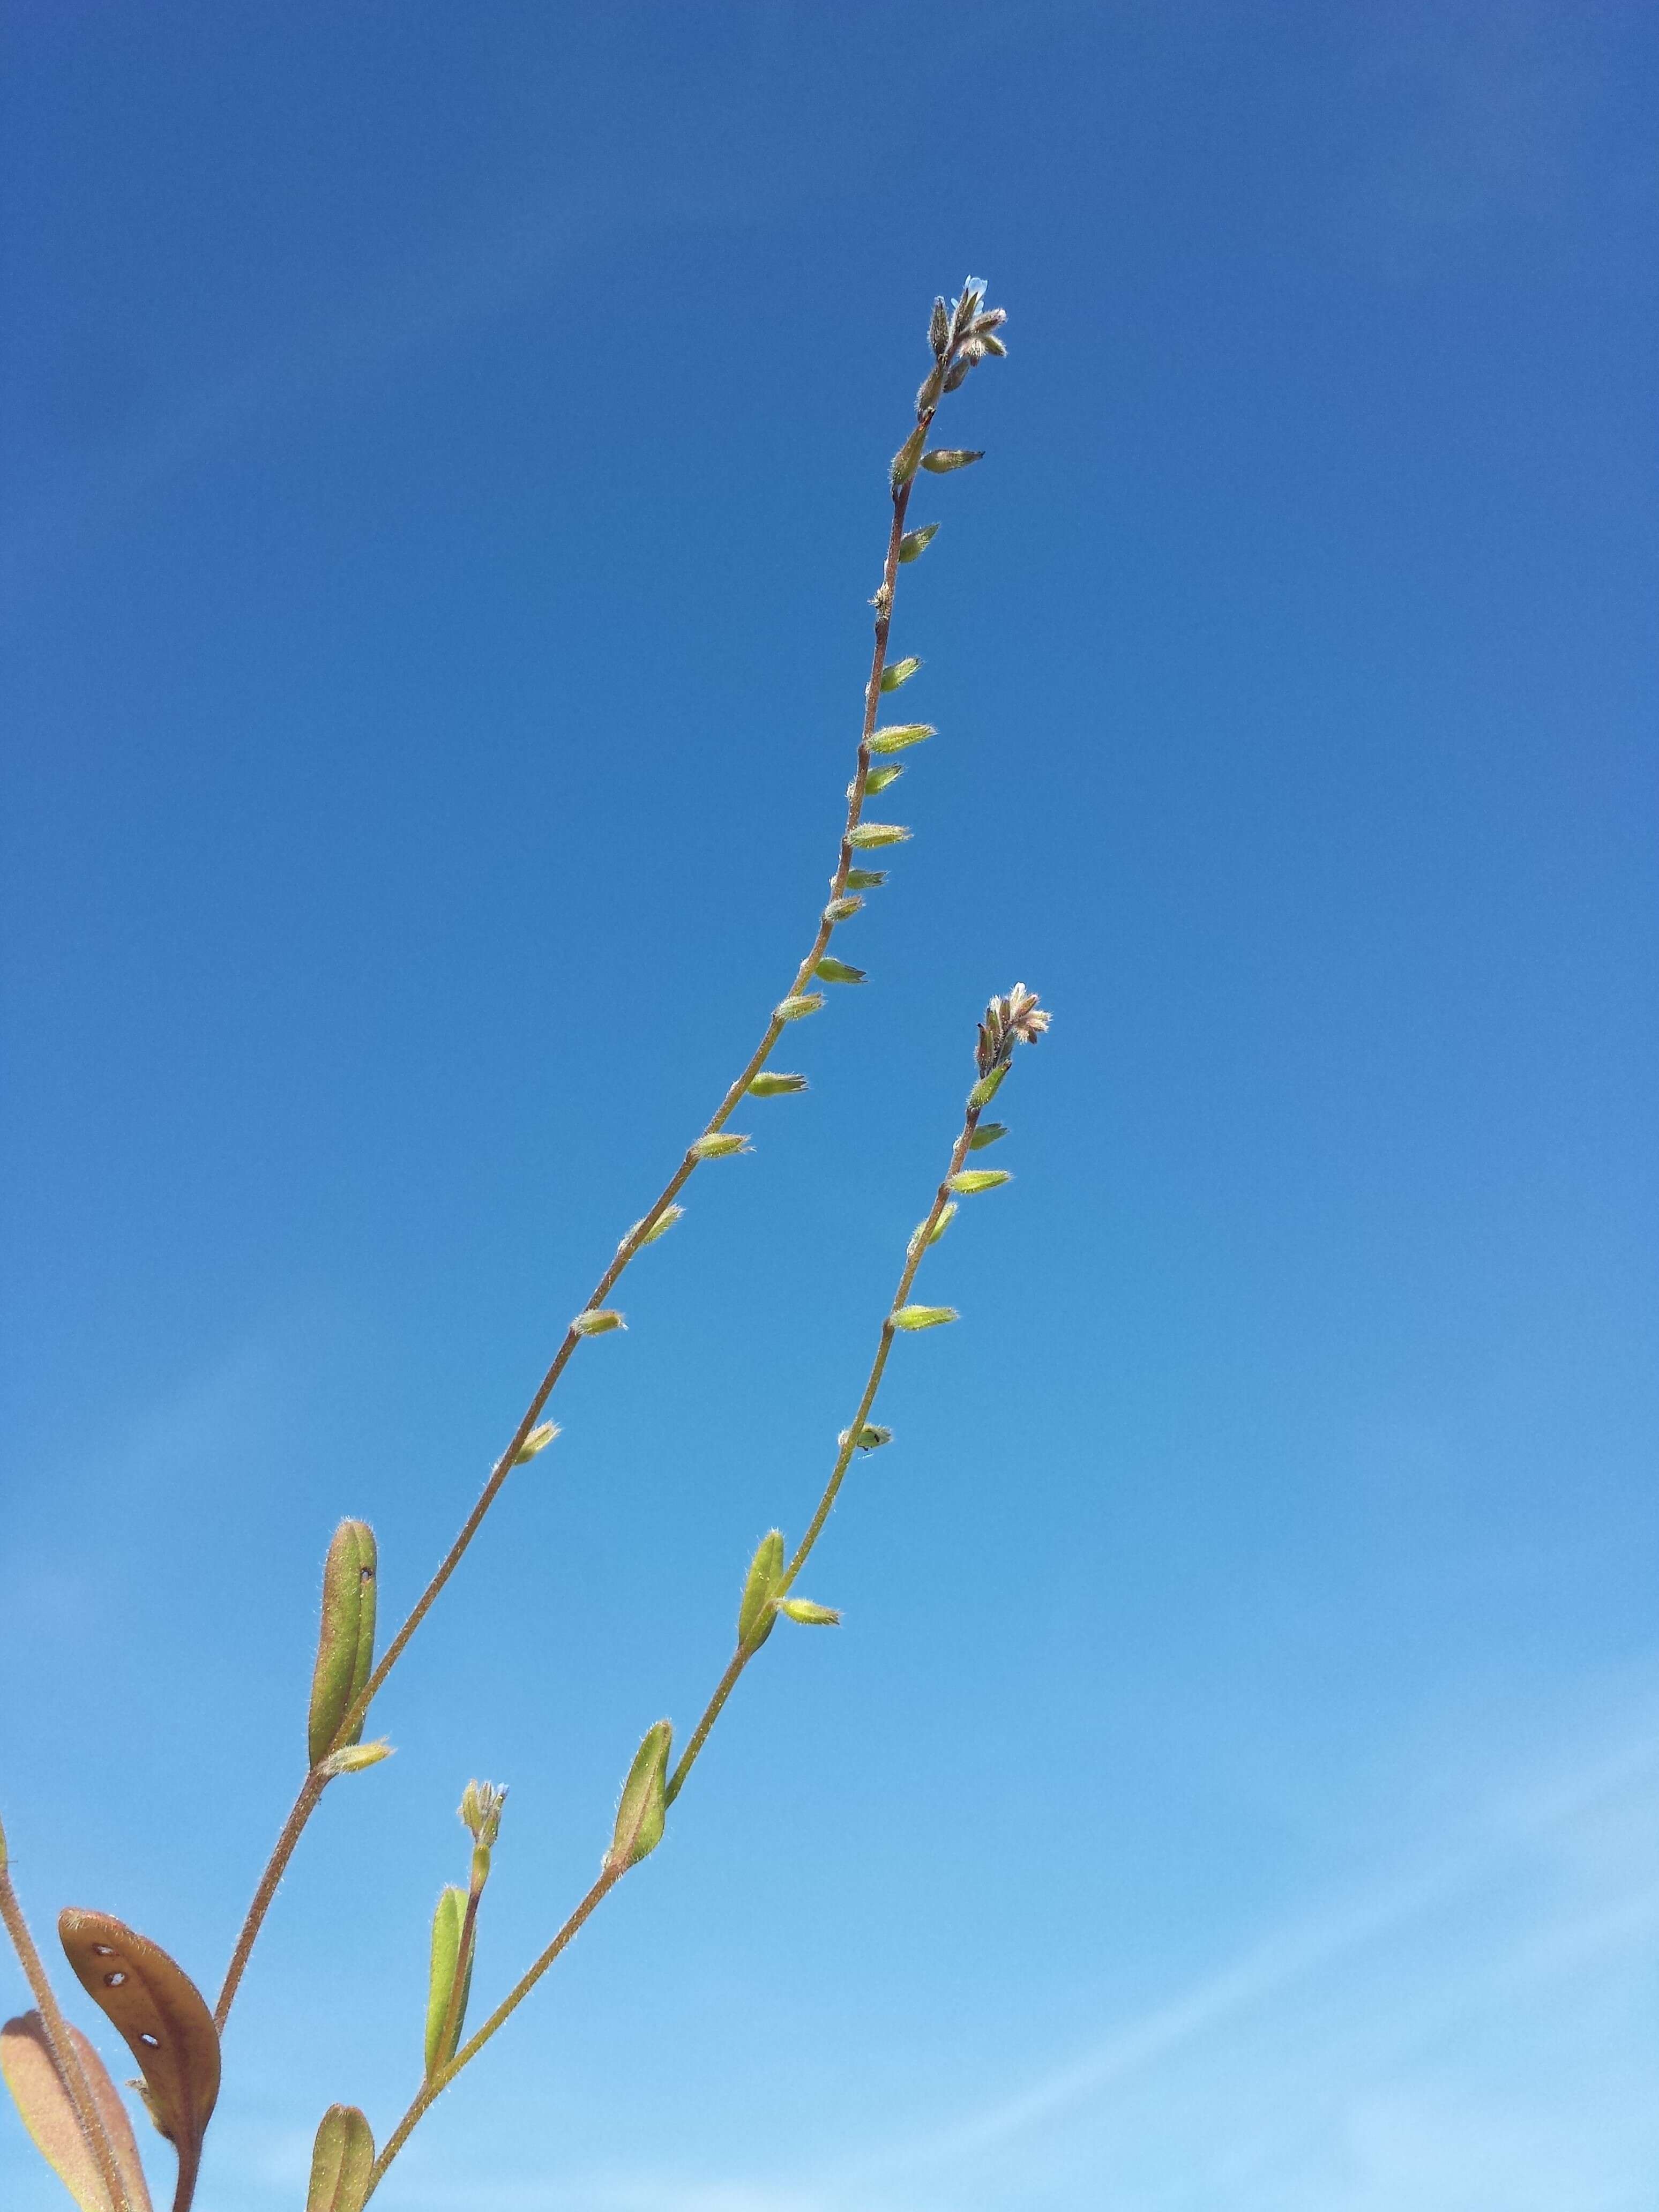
(920, 278, 1007, 413)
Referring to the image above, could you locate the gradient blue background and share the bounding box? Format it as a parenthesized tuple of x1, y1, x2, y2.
(3, 5, 1656, 2207)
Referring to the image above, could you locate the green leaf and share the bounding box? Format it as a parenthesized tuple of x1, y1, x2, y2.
(946, 1169, 1011, 1195)
(572, 1308, 625, 1335)
(921, 447, 984, 473)
(1, 2011, 154, 2212)
(890, 424, 926, 488)
(423, 1888, 471, 2079)
(868, 723, 934, 754)
(880, 657, 922, 692)
(691, 1131, 750, 1159)
(848, 824, 910, 849)
(968, 1064, 1008, 1107)
(897, 524, 939, 563)
(814, 958, 866, 985)
(737, 1530, 786, 1651)
(307, 1520, 377, 1768)
(608, 1721, 673, 1871)
(845, 869, 887, 890)
(306, 2105, 375, 2212)
(777, 1598, 840, 1626)
(863, 763, 903, 795)
(968, 1123, 1008, 1149)
(891, 1304, 959, 1330)
(317, 1739, 394, 1780)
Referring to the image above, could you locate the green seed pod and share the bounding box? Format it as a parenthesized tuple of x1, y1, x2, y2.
(897, 524, 939, 563)
(777, 1597, 840, 1626)
(308, 1520, 378, 1769)
(909, 1200, 958, 1256)
(839, 1422, 891, 1452)
(891, 1304, 959, 1331)
(307, 2104, 375, 2212)
(621, 1206, 683, 1251)
(573, 1307, 625, 1335)
(514, 1420, 561, 1463)
(890, 424, 926, 488)
(845, 868, 887, 890)
(968, 1064, 1008, 1107)
(946, 1168, 1011, 1195)
(921, 447, 984, 473)
(691, 1131, 750, 1159)
(748, 1071, 808, 1096)
(736, 1529, 786, 1653)
(608, 1720, 672, 1872)
(423, 1887, 472, 2080)
(823, 894, 863, 922)
(814, 957, 865, 985)
(968, 1122, 1008, 1149)
(318, 1739, 394, 1779)
(880, 656, 922, 692)
(868, 722, 934, 754)
(775, 993, 825, 1021)
(849, 823, 910, 849)
(863, 763, 903, 795)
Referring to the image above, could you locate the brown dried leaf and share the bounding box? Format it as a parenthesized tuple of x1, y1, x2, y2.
(1, 2011, 153, 2212)
(57, 1913, 219, 2212)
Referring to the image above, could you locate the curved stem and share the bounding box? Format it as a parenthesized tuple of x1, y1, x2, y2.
(0, 1861, 133, 2212)
(216, 356, 940, 2037)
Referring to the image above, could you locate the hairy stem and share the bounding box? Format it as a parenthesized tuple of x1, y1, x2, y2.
(217, 341, 948, 2032)
(0, 1862, 133, 2212)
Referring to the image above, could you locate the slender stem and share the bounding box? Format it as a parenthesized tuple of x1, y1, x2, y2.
(364, 1038, 1013, 2196)
(0, 1862, 133, 2212)
(213, 1770, 323, 2029)
(216, 355, 943, 2034)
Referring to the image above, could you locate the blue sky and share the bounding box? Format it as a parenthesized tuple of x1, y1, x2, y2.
(2, 3, 1656, 2207)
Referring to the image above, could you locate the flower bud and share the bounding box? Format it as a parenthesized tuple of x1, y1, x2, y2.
(929, 295, 951, 358)
(748, 1071, 808, 1096)
(823, 894, 863, 922)
(514, 1421, 561, 1463)
(845, 868, 887, 890)
(968, 1122, 1008, 1150)
(849, 823, 909, 849)
(922, 447, 984, 473)
(946, 1169, 1011, 1194)
(880, 656, 922, 692)
(608, 1720, 672, 1871)
(573, 1308, 625, 1335)
(814, 957, 865, 985)
(868, 723, 934, 755)
(737, 1529, 786, 1652)
(839, 1422, 891, 1452)
(778, 1597, 840, 1626)
(307, 2103, 375, 2211)
(308, 1519, 378, 1769)
(891, 1304, 959, 1331)
(318, 1739, 394, 1778)
(691, 1131, 750, 1159)
(424, 1887, 472, 2079)
(775, 993, 825, 1022)
(459, 1780, 507, 1848)
(897, 524, 939, 563)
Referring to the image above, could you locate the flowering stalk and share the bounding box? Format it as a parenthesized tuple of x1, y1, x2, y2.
(213, 279, 1010, 2034)
(358, 984, 1049, 2199)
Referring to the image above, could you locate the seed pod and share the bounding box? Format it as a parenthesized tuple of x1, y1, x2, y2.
(946, 1169, 1011, 1195)
(862, 763, 903, 796)
(908, 1201, 958, 1256)
(897, 524, 939, 563)
(58, 1911, 220, 2212)
(572, 1308, 625, 1335)
(777, 1597, 840, 1626)
(608, 1721, 672, 1872)
(814, 957, 865, 985)
(775, 993, 825, 1022)
(423, 1888, 472, 2080)
(880, 656, 922, 692)
(839, 1423, 891, 1452)
(308, 1520, 377, 1769)
(891, 1304, 959, 1331)
(691, 1131, 750, 1159)
(823, 894, 863, 922)
(845, 868, 887, 890)
(317, 1740, 394, 1780)
(921, 448, 984, 473)
(306, 2105, 375, 2212)
(736, 1530, 786, 1653)
(848, 824, 909, 849)
(968, 1122, 1008, 1149)
(514, 1421, 561, 1462)
(748, 1071, 808, 1096)
(868, 723, 934, 755)
(1, 2011, 153, 2212)
(621, 1206, 683, 1251)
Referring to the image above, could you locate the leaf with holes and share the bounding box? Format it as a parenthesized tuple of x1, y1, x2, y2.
(58, 1913, 219, 2212)
(1, 2012, 153, 2212)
